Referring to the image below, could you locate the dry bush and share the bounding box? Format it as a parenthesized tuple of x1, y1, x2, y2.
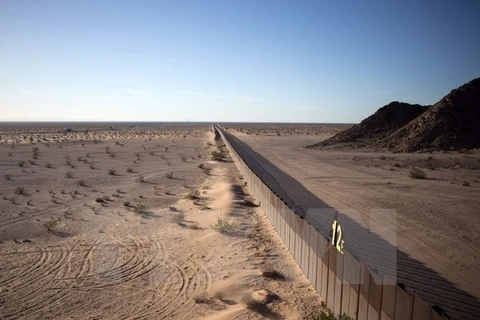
(409, 168, 426, 179)
(44, 219, 58, 232)
(308, 303, 353, 320)
(18, 160, 26, 167)
(165, 172, 174, 179)
(77, 179, 87, 187)
(136, 175, 146, 183)
(123, 201, 131, 207)
(134, 203, 149, 213)
(261, 268, 286, 280)
(65, 171, 74, 179)
(126, 167, 134, 173)
(185, 189, 200, 200)
(463, 181, 471, 187)
(14, 186, 28, 196)
(211, 216, 236, 234)
(108, 168, 117, 175)
(211, 150, 225, 161)
(194, 200, 211, 210)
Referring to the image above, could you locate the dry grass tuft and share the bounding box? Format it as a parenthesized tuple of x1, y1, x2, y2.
(409, 168, 426, 179)
(211, 216, 236, 234)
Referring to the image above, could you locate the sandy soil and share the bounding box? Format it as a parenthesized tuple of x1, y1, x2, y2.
(230, 128, 480, 301)
(0, 124, 323, 319)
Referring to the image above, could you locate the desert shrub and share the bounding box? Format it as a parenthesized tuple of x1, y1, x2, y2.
(165, 172, 174, 179)
(65, 171, 74, 179)
(261, 268, 286, 280)
(185, 189, 200, 200)
(134, 203, 149, 213)
(14, 186, 27, 195)
(211, 216, 236, 234)
(95, 197, 105, 203)
(194, 200, 211, 210)
(211, 150, 225, 161)
(308, 304, 353, 320)
(126, 167, 134, 173)
(409, 168, 426, 179)
(136, 175, 146, 183)
(44, 219, 58, 232)
(462, 181, 471, 187)
(123, 201, 131, 207)
(77, 179, 87, 187)
(108, 168, 117, 175)
(18, 160, 26, 167)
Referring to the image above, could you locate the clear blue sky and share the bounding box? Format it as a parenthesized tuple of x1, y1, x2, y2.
(1, 0, 479, 122)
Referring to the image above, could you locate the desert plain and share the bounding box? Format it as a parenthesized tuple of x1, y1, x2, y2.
(0, 123, 325, 320)
(1, 122, 479, 320)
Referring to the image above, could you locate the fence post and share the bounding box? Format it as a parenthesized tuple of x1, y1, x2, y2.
(334, 249, 344, 317)
(394, 287, 413, 320)
(349, 256, 361, 319)
(412, 293, 431, 320)
(319, 235, 330, 302)
(367, 269, 383, 320)
(327, 246, 337, 311)
(358, 262, 371, 320)
(309, 225, 318, 287)
(380, 274, 396, 320)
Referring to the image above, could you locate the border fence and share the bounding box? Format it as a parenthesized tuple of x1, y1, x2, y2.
(215, 126, 444, 320)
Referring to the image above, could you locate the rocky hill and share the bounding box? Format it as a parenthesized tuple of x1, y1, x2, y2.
(307, 78, 480, 152)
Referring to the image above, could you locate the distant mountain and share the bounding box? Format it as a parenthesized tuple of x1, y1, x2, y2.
(307, 78, 480, 152)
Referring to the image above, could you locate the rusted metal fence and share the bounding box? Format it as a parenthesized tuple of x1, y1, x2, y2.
(216, 127, 443, 320)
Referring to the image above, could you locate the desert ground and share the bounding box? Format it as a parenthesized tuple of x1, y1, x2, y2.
(228, 124, 480, 303)
(0, 123, 325, 320)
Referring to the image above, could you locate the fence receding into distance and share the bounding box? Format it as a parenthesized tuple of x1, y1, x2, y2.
(215, 126, 443, 320)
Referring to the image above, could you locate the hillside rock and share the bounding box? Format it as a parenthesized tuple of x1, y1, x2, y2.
(307, 77, 480, 152)
(307, 102, 429, 149)
(384, 78, 480, 152)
